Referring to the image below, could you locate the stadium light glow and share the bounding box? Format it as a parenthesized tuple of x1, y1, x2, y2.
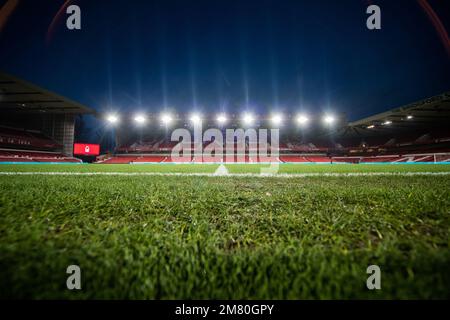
(323, 114, 335, 125)
(190, 113, 202, 124)
(367, 125, 375, 129)
(406, 115, 413, 120)
(270, 113, 283, 126)
(106, 114, 119, 124)
(383, 120, 392, 125)
(296, 114, 309, 126)
(134, 114, 146, 124)
(216, 113, 228, 125)
(242, 112, 254, 125)
(160, 113, 173, 125)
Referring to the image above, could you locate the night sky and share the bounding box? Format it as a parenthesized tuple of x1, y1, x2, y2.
(0, 0, 449, 122)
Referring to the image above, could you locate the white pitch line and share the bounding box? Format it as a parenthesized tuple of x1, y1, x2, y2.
(0, 171, 450, 178)
(213, 164, 229, 176)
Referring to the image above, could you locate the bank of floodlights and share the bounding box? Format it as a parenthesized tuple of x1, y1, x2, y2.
(104, 111, 342, 127)
(216, 113, 228, 125)
(296, 114, 309, 126)
(160, 113, 173, 125)
(270, 113, 283, 126)
(134, 114, 146, 124)
(242, 112, 255, 126)
(106, 114, 119, 124)
(189, 113, 202, 124)
(323, 114, 335, 125)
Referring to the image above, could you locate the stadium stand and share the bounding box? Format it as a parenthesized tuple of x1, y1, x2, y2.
(132, 156, 168, 163)
(2, 72, 448, 165)
(92, 91, 450, 164)
(0, 126, 62, 150)
(0, 149, 81, 163)
(0, 72, 96, 163)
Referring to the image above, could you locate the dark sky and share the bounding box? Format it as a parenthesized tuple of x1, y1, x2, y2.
(0, 0, 449, 121)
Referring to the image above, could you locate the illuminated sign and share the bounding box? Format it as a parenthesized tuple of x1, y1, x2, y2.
(73, 143, 100, 156)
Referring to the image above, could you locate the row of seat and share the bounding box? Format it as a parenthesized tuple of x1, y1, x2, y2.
(0, 127, 61, 151)
(0, 150, 81, 163)
(98, 153, 449, 164)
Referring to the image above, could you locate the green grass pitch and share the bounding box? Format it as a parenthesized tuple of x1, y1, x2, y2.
(0, 163, 449, 299)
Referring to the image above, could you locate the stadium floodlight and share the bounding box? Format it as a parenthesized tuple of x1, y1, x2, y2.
(383, 120, 392, 125)
(190, 113, 202, 124)
(270, 113, 283, 126)
(323, 114, 335, 125)
(367, 125, 375, 129)
(134, 114, 146, 124)
(216, 113, 228, 125)
(160, 113, 173, 125)
(406, 115, 413, 120)
(242, 112, 254, 125)
(106, 114, 119, 124)
(296, 114, 309, 126)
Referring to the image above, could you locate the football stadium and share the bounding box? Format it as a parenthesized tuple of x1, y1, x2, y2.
(0, 0, 449, 309)
(0, 71, 449, 299)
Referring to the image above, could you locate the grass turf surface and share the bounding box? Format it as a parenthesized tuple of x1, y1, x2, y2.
(0, 163, 450, 174)
(0, 164, 449, 299)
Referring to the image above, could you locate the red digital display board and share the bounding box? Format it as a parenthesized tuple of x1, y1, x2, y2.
(73, 143, 100, 156)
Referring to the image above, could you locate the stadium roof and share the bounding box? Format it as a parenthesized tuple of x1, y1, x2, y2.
(0, 72, 95, 114)
(345, 91, 450, 135)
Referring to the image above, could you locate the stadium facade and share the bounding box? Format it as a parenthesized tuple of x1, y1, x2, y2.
(101, 93, 450, 164)
(0, 72, 449, 164)
(0, 72, 95, 163)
